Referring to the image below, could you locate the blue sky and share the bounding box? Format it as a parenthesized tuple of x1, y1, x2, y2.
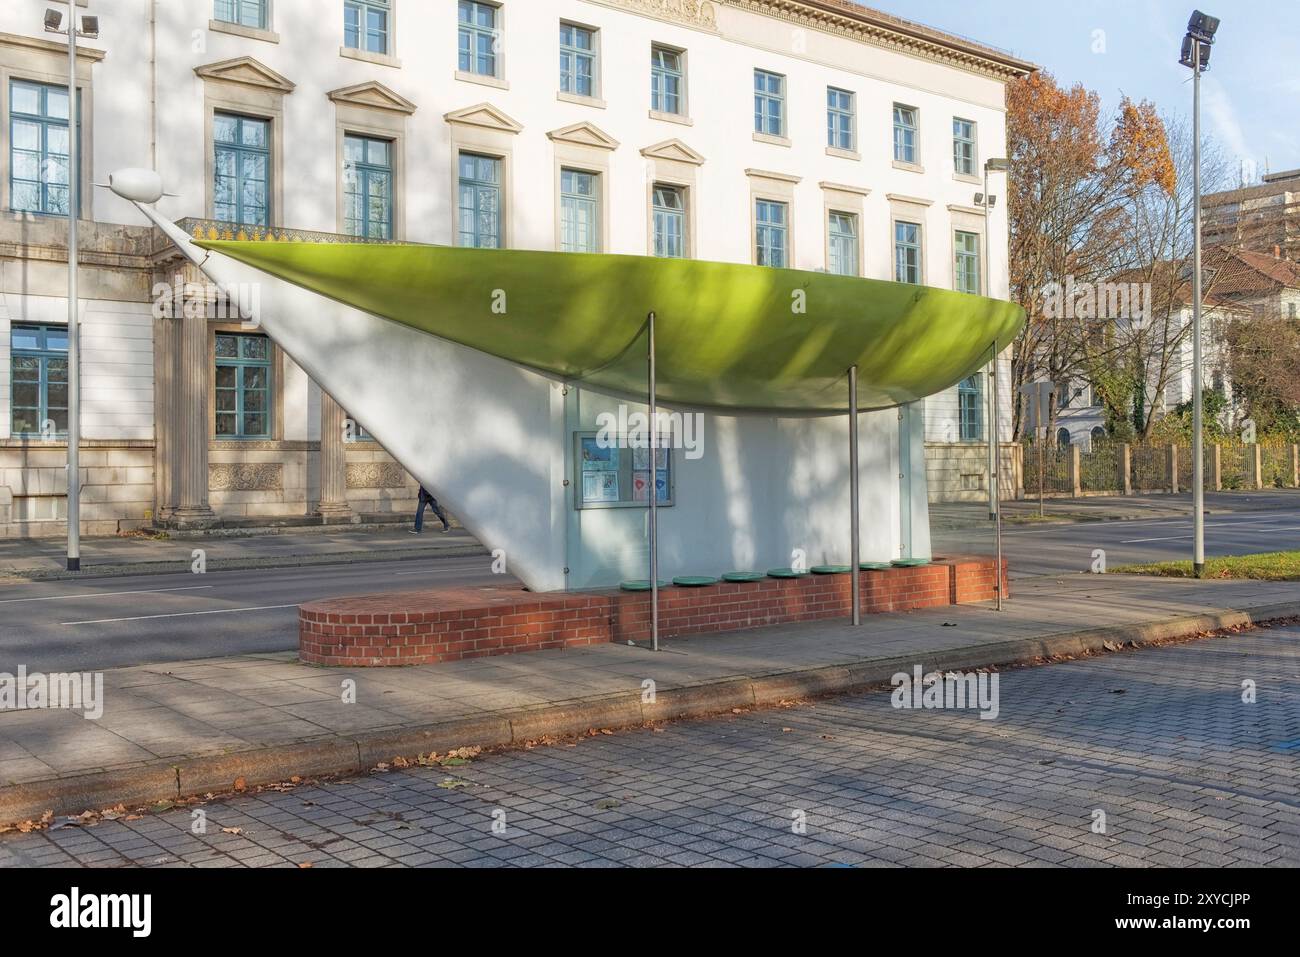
(866, 0, 1300, 181)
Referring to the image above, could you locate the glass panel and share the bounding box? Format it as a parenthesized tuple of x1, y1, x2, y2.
(215, 335, 238, 358)
(45, 87, 69, 121)
(11, 120, 40, 152)
(216, 413, 238, 436)
(242, 413, 267, 436)
(10, 82, 40, 116)
(12, 383, 39, 408)
(215, 388, 237, 412)
(10, 328, 41, 351)
(214, 113, 239, 144)
(216, 365, 237, 387)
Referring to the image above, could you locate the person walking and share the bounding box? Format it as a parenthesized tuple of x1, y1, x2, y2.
(412, 484, 451, 533)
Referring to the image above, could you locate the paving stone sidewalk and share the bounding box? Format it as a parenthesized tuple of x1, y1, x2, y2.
(3, 624, 1296, 868)
(0, 572, 1297, 823)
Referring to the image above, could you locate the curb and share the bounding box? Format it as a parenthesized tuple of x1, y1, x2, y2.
(2, 600, 1298, 825)
(0, 544, 490, 582)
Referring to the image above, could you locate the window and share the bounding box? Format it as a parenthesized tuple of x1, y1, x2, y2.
(828, 211, 859, 277)
(1090, 426, 1106, 444)
(457, 152, 501, 248)
(343, 134, 393, 239)
(893, 104, 918, 164)
(827, 87, 855, 151)
(958, 375, 984, 441)
(1056, 382, 1072, 409)
(458, 1, 499, 77)
(215, 333, 272, 439)
(1056, 427, 1072, 449)
(215, 0, 267, 29)
(894, 221, 922, 284)
(650, 46, 683, 115)
(755, 199, 788, 268)
(346, 0, 390, 54)
(213, 112, 270, 227)
(9, 324, 67, 437)
(754, 70, 785, 137)
(560, 169, 600, 253)
(560, 22, 595, 98)
(954, 230, 981, 295)
(953, 117, 976, 176)
(10, 81, 77, 216)
(652, 184, 685, 258)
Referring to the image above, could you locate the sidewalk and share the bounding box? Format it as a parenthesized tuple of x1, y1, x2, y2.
(1, 573, 1297, 824)
(0, 527, 487, 581)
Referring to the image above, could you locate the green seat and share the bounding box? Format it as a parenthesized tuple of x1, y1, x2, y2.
(891, 558, 930, 567)
(811, 564, 852, 574)
(767, 567, 810, 579)
(672, 576, 717, 587)
(722, 571, 766, 583)
(620, 579, 670, 591)
(859, 561, 893, 570)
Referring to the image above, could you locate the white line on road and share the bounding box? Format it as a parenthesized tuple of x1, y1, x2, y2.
(62, 603, 298, 626)
(0, 585, 214, 605)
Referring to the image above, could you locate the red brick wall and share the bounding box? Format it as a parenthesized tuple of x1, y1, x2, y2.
(299, 587, 611, 667)
(298, 558, 1006, 666)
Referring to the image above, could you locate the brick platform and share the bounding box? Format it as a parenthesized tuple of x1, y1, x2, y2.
(299, 556, 1007, 666)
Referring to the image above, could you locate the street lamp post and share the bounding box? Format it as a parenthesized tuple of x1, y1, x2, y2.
(1180, 9, 1219, 579)
(44, 6, 99, 573)
(981, 158, 1010, 609)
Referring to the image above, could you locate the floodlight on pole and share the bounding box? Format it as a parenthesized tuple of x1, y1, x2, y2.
(1180, 9, 1219, 579)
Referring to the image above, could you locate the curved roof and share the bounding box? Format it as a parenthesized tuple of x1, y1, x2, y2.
(197, 240, 1025, 414)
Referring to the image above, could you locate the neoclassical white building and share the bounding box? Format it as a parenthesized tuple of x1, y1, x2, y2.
(0, 0, 1032, 537)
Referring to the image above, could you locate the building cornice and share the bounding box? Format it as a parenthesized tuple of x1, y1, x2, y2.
(0, 31, 106, 62)
(724, 1, 1037, 81)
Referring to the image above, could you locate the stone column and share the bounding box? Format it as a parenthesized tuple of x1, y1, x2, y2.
(1211, 444, 1222, 491)
(171, 289, 215, 527)
(1120, 444, 1133, 495)
(316, 389, 354, 523)
(1168, 444, 1179, 495)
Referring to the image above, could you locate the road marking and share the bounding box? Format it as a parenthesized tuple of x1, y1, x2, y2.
(63, 603, 297, 626)
(0, 585, 214, 605)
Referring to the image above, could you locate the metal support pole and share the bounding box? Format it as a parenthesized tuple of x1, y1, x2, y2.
(989, 342, 1003, 610)
(984, 168, 995, 522)
(1191, 42, 1206, 578)
(66, 23, 81, 573)
(848, 365, 860, 626)
(647, 312, 659, 652)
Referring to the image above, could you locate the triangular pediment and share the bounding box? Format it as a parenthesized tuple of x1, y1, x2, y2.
(547, 121, 620, 151)
(194, 56, 295, 94)
(443, 102, 523, 134)
(327, 81, 417, 115)
(640, 138, 705, 166)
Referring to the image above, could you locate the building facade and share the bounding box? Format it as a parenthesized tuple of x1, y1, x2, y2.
(0, 0, 1031, 538)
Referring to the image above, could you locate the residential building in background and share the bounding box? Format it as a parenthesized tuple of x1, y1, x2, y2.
(0, 0, 1032, 537)
(1203, 168, 1300, 262)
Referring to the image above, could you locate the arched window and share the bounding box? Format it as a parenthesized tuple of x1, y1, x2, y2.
(1090, 426, 1106, 441)
(1056, 427, 1071, 448)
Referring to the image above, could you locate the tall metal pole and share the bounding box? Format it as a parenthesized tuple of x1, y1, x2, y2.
(989, 342, 1003, 610)
(848, 365, 860, 626)
(647, 312, 659, 651)
(65, 20, 81, 573)
(1191, 40, 1206, 578)
(983, 167, 996, 522)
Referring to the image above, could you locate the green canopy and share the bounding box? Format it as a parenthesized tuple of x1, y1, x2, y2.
(197, 241, 1024, 414)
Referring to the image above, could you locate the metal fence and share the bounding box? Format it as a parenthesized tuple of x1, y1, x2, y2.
(1022, 443, 1073, 496)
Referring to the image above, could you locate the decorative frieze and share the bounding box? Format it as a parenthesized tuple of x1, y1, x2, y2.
(346, 463, 408, 490)
(209, 463, 283, 492)
(594, 0, 718, 29)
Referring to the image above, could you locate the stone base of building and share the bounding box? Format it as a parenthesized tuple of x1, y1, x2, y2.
(298, 556, 1008, 667)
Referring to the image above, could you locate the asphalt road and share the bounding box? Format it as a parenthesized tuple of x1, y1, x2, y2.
(935, 507, 1300, 579)
(0, 554, 507, 673)
(2, 504, 1298, 673)
(3, 625, 1296, 868)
